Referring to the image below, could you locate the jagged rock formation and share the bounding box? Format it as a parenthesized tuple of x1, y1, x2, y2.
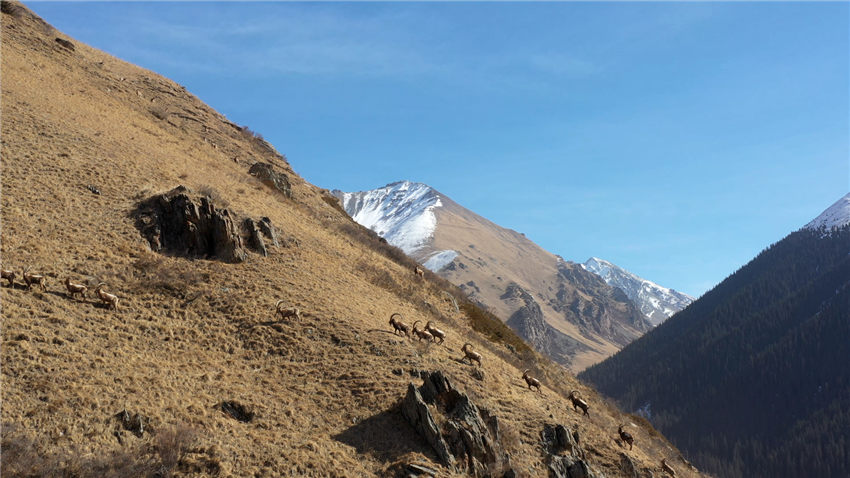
(583, 257, 693, 326)
(503, 284, 590, 366)
(249, 162, 292, 199)
(553, 263, 652, 348)
(541, 423, 601, 478)
(133, 185, 277, 263)
(401, 371, 515, 477)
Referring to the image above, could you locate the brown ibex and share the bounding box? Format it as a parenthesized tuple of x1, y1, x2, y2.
(522, 369, 542, 393)
(618, 424, 634, 450)
(424, 320, 446, 344)
(64, 277, 88, 300)
(22, 267, 47, 291)
(568, 390, 590, 416)
(461, 343, 482, 366)
(94, 283, 119, 310)
(275, 300, 301, 320)
(411, 320, 433, 342)
(389, 313, 410, 338)
(1, 268, 16, 287)
(414, 266, 425, 278)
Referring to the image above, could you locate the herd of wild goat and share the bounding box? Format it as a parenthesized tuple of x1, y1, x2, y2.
(1, 261, 683, 476)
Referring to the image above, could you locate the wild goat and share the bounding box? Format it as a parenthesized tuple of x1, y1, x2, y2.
(22, 267, 47, 291)
(64, 277, 88, 299)
(389, 313, 410, 338)
(424, 321, 446, 344)
(94, 283, 119, 310)
(275, 300, 301, 320)
(1, 268, 16, 287)
(661, 458, 676, 477)
(568, 390, 590, 416)
(522, 370, 542, 393)
(618, 424, 634, 450)
(411, 320, 433, 342)
(461, 343, 482, 366)
(414, 266, 425, 278)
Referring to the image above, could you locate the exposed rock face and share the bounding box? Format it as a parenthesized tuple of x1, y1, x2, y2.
(541, 423, 601, 478)
(504, 284, 590, 366)
(249, 162, 291, 198)
(134, 185, 277, 263)
(401, 371, 514, 477)
(553, 263, 652, 347)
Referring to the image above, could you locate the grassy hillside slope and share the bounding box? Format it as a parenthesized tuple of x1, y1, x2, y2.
(1, 3, 703, 476)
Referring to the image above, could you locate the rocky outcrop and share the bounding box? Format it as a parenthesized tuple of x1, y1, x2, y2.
(134, 185, 278, 263)
(504, 284, 590, 367)
(401, 371, 514, 477)
(249, 162, 291, 199)
(541, 423, 601, 478)
(553, 263, 652, 347)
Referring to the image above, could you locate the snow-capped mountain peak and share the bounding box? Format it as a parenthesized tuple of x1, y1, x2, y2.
(804, 193, 850, 231)
(332, 181, 442, 256)
(582, 257, 693, 326)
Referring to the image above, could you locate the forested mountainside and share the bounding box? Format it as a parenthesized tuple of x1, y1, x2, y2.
(580, 224, 850, 478)
(1, 2, 705, 477)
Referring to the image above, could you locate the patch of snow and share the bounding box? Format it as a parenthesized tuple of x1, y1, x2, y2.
(423, 250, 458, 271)
(338, 181, 441, 255)
(804, 193, 850, 231)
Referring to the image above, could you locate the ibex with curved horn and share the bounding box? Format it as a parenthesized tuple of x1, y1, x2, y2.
(275, 300, 301, 320)
(424, 321, 446, 344)
(22, 267, 47, 291)
(568, 390, 590, 416)
(412, 320, 433, 342)
(94, 283, 119, 310)
(522, 370, 542, 393)
(64, 277, 88, 300)
(461, 343, 482, 366)
(388, 313, 410, 338)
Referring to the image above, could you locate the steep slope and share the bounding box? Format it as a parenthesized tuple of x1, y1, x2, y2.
(583, 257, 693, 326)
(804, 192, 850, 230)
(580, 198, 850, 478)
(336, 182, 653, 371)
(1, 3, 705, 477)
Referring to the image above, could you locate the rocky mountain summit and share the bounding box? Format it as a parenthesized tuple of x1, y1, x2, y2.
(583, 257, 693, 326)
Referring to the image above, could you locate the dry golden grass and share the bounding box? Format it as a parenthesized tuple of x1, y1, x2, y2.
(1, 3, 706, 477)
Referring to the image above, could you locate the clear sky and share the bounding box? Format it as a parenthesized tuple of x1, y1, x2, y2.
(27, 2, 849, 297)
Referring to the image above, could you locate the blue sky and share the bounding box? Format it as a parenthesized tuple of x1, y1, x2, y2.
(28, 2, 849, 297)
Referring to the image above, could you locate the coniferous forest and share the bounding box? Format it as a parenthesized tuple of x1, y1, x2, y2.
(579, 225, 850, 478)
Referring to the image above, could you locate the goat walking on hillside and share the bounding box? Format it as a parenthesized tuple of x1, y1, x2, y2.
(522, 370, 542, 393)
(94, 283, 119, 310)
(389, 313, 410, 338)
(1, 268, 16, 287)
(618, 424, 634, 450)
(568, 390, 590, 416)
(22, 267, 46, 291)
(275, 300, 301, 321)
(461, 343, 482, 366)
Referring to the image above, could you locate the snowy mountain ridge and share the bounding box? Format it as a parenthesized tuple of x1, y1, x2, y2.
(582, 257, 694, 326)
(332, 181, 459, 271)
(804, 193, 850, 231)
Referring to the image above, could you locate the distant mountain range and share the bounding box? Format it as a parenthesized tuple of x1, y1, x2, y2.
(582, 257, 693, 326)
(579, 192, 850, 478)
(333, 181, 690, 370)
